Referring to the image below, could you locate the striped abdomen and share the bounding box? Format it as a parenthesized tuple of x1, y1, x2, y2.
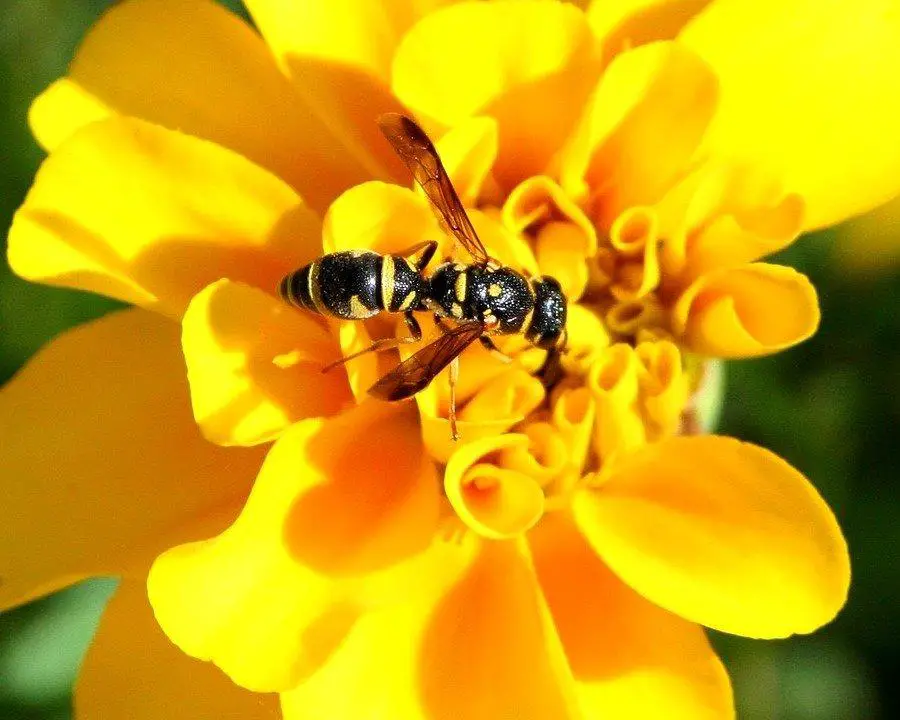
(278, 250, 426, 320)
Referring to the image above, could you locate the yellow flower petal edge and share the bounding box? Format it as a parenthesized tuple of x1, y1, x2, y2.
(586, 0, 714, 54)
(77, 581, 278, 720)
(0, 309, 265, 611)
(530, 512, 734, 720)
(29, 0, 377, 212)
(148, 401, 439, 692)
(681, 0, 900, 229)
(8, 116, 321, 318)
(445, 434, 545, 539)
(181, 280, 352, 447)
(393, 0, 602, 186)
(575, 436, 850, 638)
(672, 263, 820, 358)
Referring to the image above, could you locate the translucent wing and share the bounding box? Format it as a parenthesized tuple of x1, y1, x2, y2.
(378, 113, 489, 264)
(369, 321, 484, 401)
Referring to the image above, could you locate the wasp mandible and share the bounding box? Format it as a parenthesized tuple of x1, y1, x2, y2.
(279, 114, 568, 440)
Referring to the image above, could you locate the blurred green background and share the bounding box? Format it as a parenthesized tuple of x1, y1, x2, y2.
(1, 1, 898, 718)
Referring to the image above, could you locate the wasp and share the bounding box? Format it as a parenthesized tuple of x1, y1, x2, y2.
(278, 113, 568, 440)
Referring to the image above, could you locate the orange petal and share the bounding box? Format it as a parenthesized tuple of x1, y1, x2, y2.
(560, 41, 717, 225)
(551, 387, 597, 488)
(575, 436, 850, 638)
(681, 0, 900, 229)
(76, 581, 278, 719)
(8, 117, 320, 318)
(393, 0, 602, 188)
(148, 401, 440, 691)
(283, 538, 579, 720)
(30, 0, 375, 212)
(672, 263, 820, 358)
(586, 0, 714, 52)
(445, 435, 545, 539)
(530, 512, 733, 719)
(181, 280, 351, 446)
(0, 309, 265, 610)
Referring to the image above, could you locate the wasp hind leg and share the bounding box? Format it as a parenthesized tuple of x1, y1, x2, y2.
(321, 313, 422, 373)
(448, 355, 460, 441)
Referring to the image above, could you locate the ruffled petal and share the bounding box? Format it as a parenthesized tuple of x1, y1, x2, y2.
(560, 41, 718, 226)
(574, 436, 850, 638)
(76, 581, 278, 719)
(530, 512, 734, 720)
(0, 309, 265, 610)
(148, 401, 440, 691)
(681, 0, 900, 229)
(181, 280, 352, 446)
(8, 117, 319, 318)
(29, 0, 375, 212)
(281, 539, 580, 720)
(393, 0, 602, 188)
(672, 263, 819, 358)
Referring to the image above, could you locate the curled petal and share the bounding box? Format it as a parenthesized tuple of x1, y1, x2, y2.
(673, 263, 820, 358)
(503, 176, 598, 253)
(446, 434, 545, 539)
(560, 41, 717, 224)
(575, 436, 850, 638)
(9, 118, 320, 318)
(681, 0, 900, 229)
(530, 513, 734, 720)
(77, 581, 278, 720)
(0, 309, 265, 610)
(499, 422, 570, 489)
(535, 222, 591, 301)
(148, 401, 440, 691)
(182, 280, 351, 446)
(635, 340, 689, 439)
(393, 0, 602, 187)
(30, 0, 376, 212)
(551, 387, 597, 487)
(587, 344, 646, 461)
(608, 206, 662, 300)
(561, 303, 611, 375)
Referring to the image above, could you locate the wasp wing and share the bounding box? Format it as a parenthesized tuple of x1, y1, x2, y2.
(377, 113, 490, 265)
(369, 321, 484, 401)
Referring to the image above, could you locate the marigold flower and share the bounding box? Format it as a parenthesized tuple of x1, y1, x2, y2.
(3, 0, 898, 718)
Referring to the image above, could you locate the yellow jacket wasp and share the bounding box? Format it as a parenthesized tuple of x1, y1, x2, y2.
(279, 113, 568, 440)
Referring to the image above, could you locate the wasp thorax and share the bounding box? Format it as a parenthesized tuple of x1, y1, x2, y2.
(470, 267, 534, 333)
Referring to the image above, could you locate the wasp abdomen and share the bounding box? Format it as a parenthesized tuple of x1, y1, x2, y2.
(279, 250, 382, 320)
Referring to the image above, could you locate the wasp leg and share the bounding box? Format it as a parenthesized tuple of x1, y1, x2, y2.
(321, 313, 422, 373)
(395, 240, 439, 271)
(448, 355, 460, 441)
(478, 335, 514, 364)
(434, 313, 453, 334)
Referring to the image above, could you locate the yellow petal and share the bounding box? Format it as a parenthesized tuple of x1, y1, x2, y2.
(681, 0, 900, 229)
(575, 436, 850, 638)
(282, 539, 579, 720)
(833, 194, 900, 273)
(672, 263, 820, 358)
(586, 0, 714, 52)
(30, 0, 375, 212)
(76, 581, 278, 719)
(393, 0, 602, 187)
(608, 206, 662, 300)
(499, 422, 570, 489)
(9, 117, 320, 318)
(586, 344, 647, 460)
(560, 41, 717, 225)
(0, 309, 265, 610)
(323, 181, 442, 257)
(530, 512, 734, 720)
(636, 340, 689, 440)
(445, 434, 545, 539)
(551, 387, 597, 489)
(148, 401, 439, 691)
(435, 116, 501, 206)
(181, 280, 351, 446)
(560, 303, 611, 375)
